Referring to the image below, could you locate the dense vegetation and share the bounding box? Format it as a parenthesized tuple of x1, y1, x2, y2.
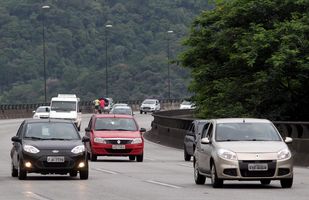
(0, 0, 212, 104)
(181, 0, 309, 120)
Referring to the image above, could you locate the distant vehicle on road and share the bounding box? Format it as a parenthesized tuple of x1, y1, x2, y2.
(32, 106, 50, 119)
(110, 106, 133, 116)
(85, 114, 146, 162)
(49, 94, 82, 131)
(112, 103, 129, 109)
(184, 120, 209, 161)
(140, 99, 160, 114)
(103, 98, 114, 113)
(194, 118, 294, 188)
(10, 119, 89, 180)
(180, 101, 195, 109)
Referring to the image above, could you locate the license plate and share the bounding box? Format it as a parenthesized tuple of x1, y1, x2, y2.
(248, 163, 268, 171)
(47, 156, 65, 163)
(112, 145, 125, 149)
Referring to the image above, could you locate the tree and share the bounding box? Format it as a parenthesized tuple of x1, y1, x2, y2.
(180, 0, 309, 120)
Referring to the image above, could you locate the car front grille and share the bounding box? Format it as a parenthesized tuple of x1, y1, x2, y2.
(105, 139, 133, 144)
(239, 160, 276, 177)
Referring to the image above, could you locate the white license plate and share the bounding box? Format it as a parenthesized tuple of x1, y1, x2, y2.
(112, 145, 125, 149)
(47, 156, 65, 163)
(248, 163, 268, 171)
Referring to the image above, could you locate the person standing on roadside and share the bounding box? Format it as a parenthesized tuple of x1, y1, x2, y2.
(99, 98, 105, 114)
(93, 98, 100, 113)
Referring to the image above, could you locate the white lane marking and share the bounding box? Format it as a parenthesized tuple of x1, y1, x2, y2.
(146, 180, 182, 189)
(144, 157, 156, 161)
(24, 192, 52, 200)
(179, 163, 193, 168)
(92, 168, 118, 174)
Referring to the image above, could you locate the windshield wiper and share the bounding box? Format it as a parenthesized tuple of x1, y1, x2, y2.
(45, 138, 69, 140)
(112, 129, 132, 131)
(218, 139, 240, 142)
(24, 136, 44, 140)
(95, 128, 111, 131)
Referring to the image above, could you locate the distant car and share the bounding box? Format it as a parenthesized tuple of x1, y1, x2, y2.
(10, 119, 89, 180)
(104, 98, 114, 113)
(112, 103, 129, 109)
(85, 114, 146, 162)
(32, 106, 50, 119)
(194, 118, 293, 188)
(110, 106, 133, 116)
(184, 120, 209, 161)
(180, 101, 195, 109)
(140, 99, 160, 114)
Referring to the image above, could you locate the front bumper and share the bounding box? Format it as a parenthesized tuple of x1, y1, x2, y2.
(215, 156, 293, 180)
(91, 143, 144, 156)
(21, 151, 87, 174)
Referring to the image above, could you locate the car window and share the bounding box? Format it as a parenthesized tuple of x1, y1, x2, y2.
(94, 118, 137, 131)
(215, 123, 281, 141)
(24, 123, 80, 140)
(203, 123, 213, 139)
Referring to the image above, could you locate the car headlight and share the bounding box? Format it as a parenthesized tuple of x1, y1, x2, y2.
(131, 138, 143, 144)
(218, 149, 237, 161)
(277, 148, 291, 160)
(94, 137, 107, 144)
(71, 145, 85, 154)
(23, 145, 40, 154)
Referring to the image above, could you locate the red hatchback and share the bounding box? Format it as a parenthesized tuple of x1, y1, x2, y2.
(85, 114, 146, 162)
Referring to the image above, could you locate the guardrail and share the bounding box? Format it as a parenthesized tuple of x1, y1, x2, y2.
(0, 99, 183, 119)
(146, 110, 309, 167)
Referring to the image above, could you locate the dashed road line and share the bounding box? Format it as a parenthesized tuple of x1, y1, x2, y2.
(92, 167, 119, 174)
(179, 163, 193, 168)
(23, 192, 52, 200)
(146, 180, 182, 189)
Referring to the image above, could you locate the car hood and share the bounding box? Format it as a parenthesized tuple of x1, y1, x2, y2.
(24, 139, 82, 150)
(216, 141, 287, 153)
(142, 104, 155, 106)
(93, 130, 141, 138)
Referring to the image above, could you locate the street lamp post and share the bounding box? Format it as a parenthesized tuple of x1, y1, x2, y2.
(105, 24, 112, 97)
(167, 30, 173, 99)
(42, 5, 50, 103)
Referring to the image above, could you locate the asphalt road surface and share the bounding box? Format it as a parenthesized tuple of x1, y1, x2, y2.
(0, 113, 308, 200)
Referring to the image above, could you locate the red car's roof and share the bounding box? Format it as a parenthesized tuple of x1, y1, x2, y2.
(92, 114, 134, 119)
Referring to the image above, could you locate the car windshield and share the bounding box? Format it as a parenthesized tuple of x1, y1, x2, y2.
(182, 101, 191, 105)
(36, 107, 49, 113)
(111, 107, 132, 115)
(143, 100, 156, 104)
(215, 123, 281, 142)
(24, 122, 80, 140)
(94, 118, 137, 131)
(51, 101, 76, 112)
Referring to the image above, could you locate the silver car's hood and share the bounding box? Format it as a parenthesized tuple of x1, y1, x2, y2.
(216, 141, 288, 153)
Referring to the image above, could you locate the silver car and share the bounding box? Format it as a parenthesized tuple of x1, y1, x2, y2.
(194, 118, 293, 188)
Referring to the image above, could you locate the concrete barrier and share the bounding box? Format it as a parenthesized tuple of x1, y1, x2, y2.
(146, 110, 309, 167)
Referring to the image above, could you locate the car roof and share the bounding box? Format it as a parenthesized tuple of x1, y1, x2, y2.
(24, 118, 74, 124)
(214, 118, 271, 124)
(113, 106, 132, 109)
(93, 114, 134, 119)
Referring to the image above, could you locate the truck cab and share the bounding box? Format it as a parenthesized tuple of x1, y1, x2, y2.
(49, 94, 82, 131)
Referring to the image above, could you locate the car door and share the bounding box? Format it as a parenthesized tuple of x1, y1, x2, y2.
(185, 122, 195, 155)
(11, 121, 25, 167)
(199, 122, 214, 173)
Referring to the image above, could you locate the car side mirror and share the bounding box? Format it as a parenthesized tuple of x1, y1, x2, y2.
(46, 108, 50, 112)
(140, 128, 146, 133)
(201, 137, 210, 144)
(285, 137, 293, 144)
(11, 136, 21, 143)
(85, 127, 91, 132)
(82, 136, 90, 142)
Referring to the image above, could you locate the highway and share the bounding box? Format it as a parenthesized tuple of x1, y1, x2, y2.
(0, 113, 308, 200)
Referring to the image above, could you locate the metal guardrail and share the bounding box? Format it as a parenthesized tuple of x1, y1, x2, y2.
(147, 110, 309, 167)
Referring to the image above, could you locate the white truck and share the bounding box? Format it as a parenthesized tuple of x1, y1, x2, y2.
(49, 94, 82, 131)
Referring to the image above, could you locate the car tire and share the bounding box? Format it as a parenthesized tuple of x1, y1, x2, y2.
(80, 169, 89, 180)
(129, 156, 135, 161)
(136, 154, 143, 162)
(280, 177, 293, 188)
(260, 180, 271, 185)
(70, 170, 78, 177)
(184, 147, 191, 161)
(11, 162, 18, 177)
(211, 163, 223, 188)
(18, 160, 27, 180)
(140, 110, 142, 114)
(194, 161, 206, 185)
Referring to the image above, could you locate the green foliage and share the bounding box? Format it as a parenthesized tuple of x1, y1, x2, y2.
(0, 0, 212, 104)
(180, 0, 309, 120)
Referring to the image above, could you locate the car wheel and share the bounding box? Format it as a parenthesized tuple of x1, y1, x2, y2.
(136, 154, 143, 162)
(184, 147, 191, 161)
(211, 163, 223, 188)
(18, 160, 27, 180)
(140, 110, 142, 114)
(11, 162, 18, 177)
(80, 168, 89, 180)
(129, 156, 135, 161)
(260, 180, 271, 185)
(70, 170, 78, 177)
(194, 161, 206, 185)
(280, 177, 293, 188)
(89, 149, 97, 161)
(77, 126, 81, 131)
